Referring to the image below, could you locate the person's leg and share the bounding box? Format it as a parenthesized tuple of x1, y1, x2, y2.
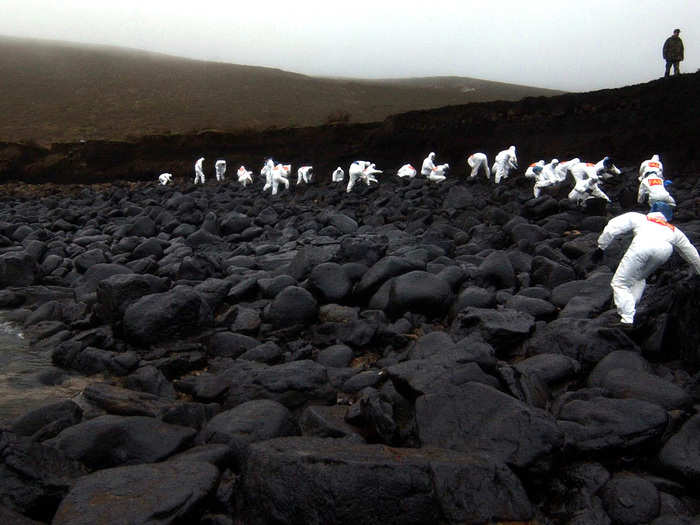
(673, 61, 680, 75)
(665, 61, 672, 77)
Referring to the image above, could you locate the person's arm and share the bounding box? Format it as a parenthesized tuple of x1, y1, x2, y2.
(680, 39, 684, 61)
(637, 181, 648, 204)
(663, 38, 669, 60)
(598, 213, 642, 249)
(673, 231, 700, 274)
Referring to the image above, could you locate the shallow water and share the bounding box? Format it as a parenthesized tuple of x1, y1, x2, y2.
(0, 313, 90, 428)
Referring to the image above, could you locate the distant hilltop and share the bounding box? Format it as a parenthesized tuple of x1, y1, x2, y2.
(0, 35, 564, 144)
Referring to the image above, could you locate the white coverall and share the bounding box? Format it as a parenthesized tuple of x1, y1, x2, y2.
(215, 160, 227, 182)
(270, 164, 291, 195)
(553, 158, 580, 182)
(524, 161, 545, 179)
(638, 171, 675, 207)
(598, 211, 700, 323)
(331, 167, 345, 182)
(570, 157, 620, 183)
(639, 154, 663, 181)
(194, 157, 205, 184)
(237, 166, 253, 187)
(467, 153, 490, 179)
(492, 146, 518, 184)
(347, 161, 381, 193)
(421, 152, 437, 177)
(297, 166, 313, 185)
(426, 163, 449, 183)
(158, 173, 173, 185)
(568, 164, 611, 205)
(533, 159, 560, 198)
(261, 159, 275, 192)
(397, 164, 417, 178)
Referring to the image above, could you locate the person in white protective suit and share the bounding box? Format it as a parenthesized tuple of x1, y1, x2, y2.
(347, 161, 382, 193)
(237, 166, 253, 187)
(331, 166, 345, 182)
(553, 158, 580, 182)
(261, 158, 275, 192)
(570, 157, 621, 183)
(421, 152, 438, 177)
(214, 160, 227, 182)
(194, 157, 205, 184)
(638, 170, 675, 208)
(532, 159, 560, 198)
(269, 164, 291, 196)
(594, 202, 700, 326)
(158, 173, 173, 185)
(491, 146, 518, 184)
(297, 166, 313, 185)
(524, 160, 545, 179)
(639, 154, 663, 181)
(397, 164, 417, 178)
(568, 164, 611, 206)
(467, 152, 490, 179)
(427, 163, 449, 183)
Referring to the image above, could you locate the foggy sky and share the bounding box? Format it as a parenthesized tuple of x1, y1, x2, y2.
(2, 0, 697, 92)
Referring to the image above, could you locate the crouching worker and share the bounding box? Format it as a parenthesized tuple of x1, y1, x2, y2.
(158, 173, 173, 185)
(638, 170, 675, 208)
(594, 202, 700, 327)
(237, 166, 253, 187)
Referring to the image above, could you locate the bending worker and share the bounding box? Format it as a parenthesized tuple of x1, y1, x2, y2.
(595, 202, 700, 327)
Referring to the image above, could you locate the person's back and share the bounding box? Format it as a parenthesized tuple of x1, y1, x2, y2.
(663, 29, 684, 76)
(638, 171, 675, 207)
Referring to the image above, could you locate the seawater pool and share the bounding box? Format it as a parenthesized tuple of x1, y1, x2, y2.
(0, 313, 90, 427)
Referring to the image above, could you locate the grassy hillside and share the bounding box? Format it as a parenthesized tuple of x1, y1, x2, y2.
(0, 36, 564, 144)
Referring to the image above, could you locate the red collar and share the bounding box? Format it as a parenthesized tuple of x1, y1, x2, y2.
(647, 216, 675, 231)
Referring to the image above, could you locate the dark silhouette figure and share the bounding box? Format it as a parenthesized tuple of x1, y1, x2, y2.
(663, 29, 684, 77)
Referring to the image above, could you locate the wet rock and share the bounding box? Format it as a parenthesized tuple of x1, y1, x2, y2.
(299, 405, 364, 440)
(308, 262, 353, 303)
(316, 344, 354, 368)
(522, 318, 639, 366)
(556, 395, 668, 456)
(46, 414, 196, 470)
(450, 307, 535, 355)
(81, 382, 173, 417)
(384, 270, 452, 318)
(221, 359, 334, 410)
(0, 251, 37, 287)
(0, 431, 87, 522)
(416, 382, 564, 471)
(240, 437, 532, 525)
(600, 369, 692, 411)
(265, 286, 318, 328)
(10, 400, 83, 442)
(200, 399, 295, 466)
(123, 286, 214, 345)
(587, 349, 651, 387)
(353, 256, 423, 299)
(657, 414, 700, 483)
(387, 360, 499, 399)
(207, 331, 260, 359)
(124, 365, 178, 400)
(238, 341, 283, 364)
(52, 460, 219, 525)
(600, 473, 660, 525)
(477, 250, 516, 289)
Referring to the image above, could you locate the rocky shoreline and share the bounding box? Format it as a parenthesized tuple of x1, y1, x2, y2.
(0, 167, 698, 524)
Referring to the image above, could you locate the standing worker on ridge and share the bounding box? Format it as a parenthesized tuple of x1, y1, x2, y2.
(663, 29, 684, 77)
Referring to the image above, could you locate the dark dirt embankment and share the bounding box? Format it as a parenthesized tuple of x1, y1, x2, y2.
(1, 72, 697, 187)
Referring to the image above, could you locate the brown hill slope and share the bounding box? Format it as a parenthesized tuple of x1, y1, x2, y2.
(0, 35, 563, 144)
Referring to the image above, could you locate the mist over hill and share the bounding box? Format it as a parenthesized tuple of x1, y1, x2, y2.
(0, 35, 563, 144)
